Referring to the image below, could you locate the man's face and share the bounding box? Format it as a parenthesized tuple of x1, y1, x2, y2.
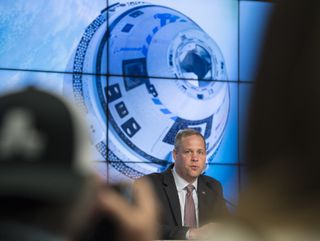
(173, 134, 206, 183)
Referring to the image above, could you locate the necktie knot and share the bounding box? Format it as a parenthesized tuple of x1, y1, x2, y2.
(185, 184, 195, 194)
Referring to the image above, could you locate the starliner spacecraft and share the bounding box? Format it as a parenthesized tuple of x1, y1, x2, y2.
(65, 1, 230, 180)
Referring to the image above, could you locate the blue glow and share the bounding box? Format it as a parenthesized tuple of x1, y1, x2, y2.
(0, 0, 274, 207)
(240, 1, 273, 81)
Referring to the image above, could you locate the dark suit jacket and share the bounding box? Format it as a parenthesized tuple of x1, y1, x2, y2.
(137, 164, 229, 240)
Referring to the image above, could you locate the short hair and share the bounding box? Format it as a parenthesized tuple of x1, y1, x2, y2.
(174, 128, 206, 150)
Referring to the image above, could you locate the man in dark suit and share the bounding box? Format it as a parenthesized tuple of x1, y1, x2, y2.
(137, 129, 228, 240)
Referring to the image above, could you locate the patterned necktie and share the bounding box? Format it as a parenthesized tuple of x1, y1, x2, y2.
(184, 184, 197, 228)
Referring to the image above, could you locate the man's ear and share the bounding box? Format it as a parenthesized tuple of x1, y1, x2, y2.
(172, 149, 177, 161)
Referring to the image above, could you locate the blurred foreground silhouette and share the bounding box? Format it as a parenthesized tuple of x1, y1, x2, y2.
(0, 88, 157, 241)
(207, 1, 320, 240)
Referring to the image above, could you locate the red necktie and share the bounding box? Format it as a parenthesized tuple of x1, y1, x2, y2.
(184, 184, 197, 228)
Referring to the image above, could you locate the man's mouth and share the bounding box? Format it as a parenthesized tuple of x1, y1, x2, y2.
(190, 166, 199, 170)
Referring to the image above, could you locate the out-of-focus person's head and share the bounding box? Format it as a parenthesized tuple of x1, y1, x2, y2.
(173, 129, 206, 183)
(240, 0, 320, 228)
(0, 87, 97, 238)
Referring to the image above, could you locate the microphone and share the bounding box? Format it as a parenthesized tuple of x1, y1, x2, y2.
(205, 181, 237, 209)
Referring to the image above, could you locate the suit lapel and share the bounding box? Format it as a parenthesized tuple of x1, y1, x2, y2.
(162, 167, 182, 226)
(197, 176, 212, 225)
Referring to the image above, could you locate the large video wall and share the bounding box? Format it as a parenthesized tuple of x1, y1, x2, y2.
(0, 0, 273, 210)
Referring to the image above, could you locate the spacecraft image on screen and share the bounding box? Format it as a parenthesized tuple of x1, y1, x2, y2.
(64, 1, 233, 180)
(0, 0, 273, 207)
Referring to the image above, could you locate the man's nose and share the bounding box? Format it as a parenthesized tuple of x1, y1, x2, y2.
(191, 153, 199, 161)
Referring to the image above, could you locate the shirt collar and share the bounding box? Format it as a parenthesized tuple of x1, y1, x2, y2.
(172, 166, 198, 191)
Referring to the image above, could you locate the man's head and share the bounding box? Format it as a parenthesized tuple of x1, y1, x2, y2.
(173, 129, 206, 183)
(0, 87, 97, 237)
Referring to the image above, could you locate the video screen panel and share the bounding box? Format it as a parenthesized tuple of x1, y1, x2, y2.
(0, 70, 63, 97)
(107, 0, 238, 81)
(0, 0, 106, 74)
(240, 1, 274, 82)
(0, 70, 106, 163)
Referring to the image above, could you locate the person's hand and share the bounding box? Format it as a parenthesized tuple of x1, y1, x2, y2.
(97, 179, 158, 241)
(188, 222, 223, 240)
